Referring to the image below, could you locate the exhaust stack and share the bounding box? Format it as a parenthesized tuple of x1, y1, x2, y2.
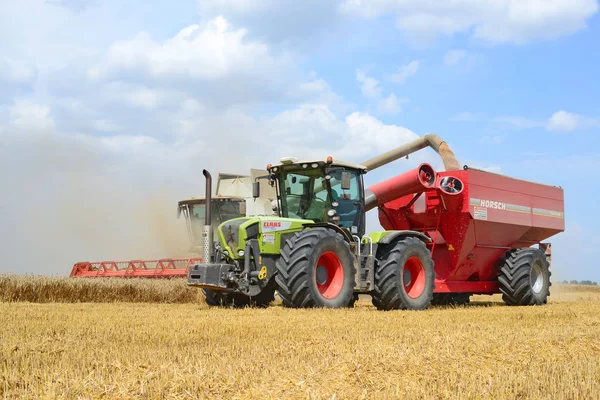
(202, 169, 214, 263)
(365, 163, 437, 211)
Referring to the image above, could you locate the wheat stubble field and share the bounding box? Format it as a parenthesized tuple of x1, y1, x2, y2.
(1, 276, 599, 399)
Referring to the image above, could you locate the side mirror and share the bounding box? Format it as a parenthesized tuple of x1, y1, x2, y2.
(253, 181, 261, 198)
(341, 172, 352, 190)
(239, 202, 247, 215)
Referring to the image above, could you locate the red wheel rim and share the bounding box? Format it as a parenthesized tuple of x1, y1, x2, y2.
(403, 256, 426, 299)
(315, 251, 344, 299)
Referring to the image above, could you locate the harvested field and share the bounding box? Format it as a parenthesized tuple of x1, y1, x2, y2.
(1, 279, 599, 399)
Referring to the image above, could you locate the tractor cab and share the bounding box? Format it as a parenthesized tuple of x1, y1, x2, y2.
(265, 157, 368, 237)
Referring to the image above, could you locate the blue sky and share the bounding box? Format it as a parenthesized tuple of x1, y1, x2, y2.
(1, 0, 599, 281)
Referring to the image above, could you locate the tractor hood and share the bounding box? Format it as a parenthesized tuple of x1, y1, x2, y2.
(218, 216, 312, 258)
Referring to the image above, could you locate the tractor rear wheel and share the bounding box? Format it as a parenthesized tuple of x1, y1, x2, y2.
(372, 237, 435, 311)
(431, 293, 471, 306)
(498, 248, 551, 306)
(275, 228, 356, 308)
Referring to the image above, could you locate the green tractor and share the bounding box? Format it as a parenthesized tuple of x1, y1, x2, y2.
(188, 135, 461, 309)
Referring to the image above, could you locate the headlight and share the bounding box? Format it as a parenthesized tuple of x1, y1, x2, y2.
(238, 250, 245, 257)
(311, 163, 318, 168)
(302, 163, 308, 168)
(332, 201, 339, 207)
(223, 250, 229, 256)
(327, 209, 336, 217)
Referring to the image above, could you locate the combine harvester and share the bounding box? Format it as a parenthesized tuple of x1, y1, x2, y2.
(188, 134, 564, 309)
(70, 170, 276, 279)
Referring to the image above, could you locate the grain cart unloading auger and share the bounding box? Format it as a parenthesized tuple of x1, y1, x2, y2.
(188, 134, 564, 309)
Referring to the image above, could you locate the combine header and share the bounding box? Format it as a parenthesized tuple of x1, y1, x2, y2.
(70, 258, 202, 279)
(70, 170, 275, 279)
(188, 134, 565, 309)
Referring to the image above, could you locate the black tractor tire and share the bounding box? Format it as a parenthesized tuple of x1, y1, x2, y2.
(275, 228, 356, 308)
(247, 281, 277, 308)
(431, 293, 471, 306)
(202, 284, 276, 308)
(498, 248, 551, 306)
(202, 289, 227, 307)
(372, 237, 435, 311)
(347, 293, 360, 308)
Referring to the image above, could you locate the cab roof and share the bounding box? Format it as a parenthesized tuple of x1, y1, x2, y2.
(178, 195, 245, 206)
(269, 157, 367, 172)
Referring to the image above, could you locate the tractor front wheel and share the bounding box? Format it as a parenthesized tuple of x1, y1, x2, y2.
(201, 284, 275, 308)
(372, 237, 435, 311)
(498, 248, 551, 306)
(275, 228, 356, 308)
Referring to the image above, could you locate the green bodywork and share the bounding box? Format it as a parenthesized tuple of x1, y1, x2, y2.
(217, 217, 400, 261)
(367, 231, 404, 244)
(217, 216, 313, 258)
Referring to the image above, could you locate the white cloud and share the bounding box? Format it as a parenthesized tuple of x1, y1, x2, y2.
(0, 58, 38, 83)
(125, 87, 164, 109)
(378, 93, 406, 115)
(287, 75, 344, 109)
(444, 50, 467, 66)
(89, 16, 289, 82)
(99, 134, 160, 152)
(196, 0, 341, 45)
(344, 112, 419, 158)
(390, 60, 420, 84)
(547, 110, 582, 132)
(340, 0, 599, 45)
(356, 69, 410, 115)
(9, 100, 55, 134)
(356, 69, 382, 99)
(92, 119, 120, 133)
(453, 110, 599, 132)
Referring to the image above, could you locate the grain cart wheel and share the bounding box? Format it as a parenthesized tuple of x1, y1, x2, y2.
(498, 248, 551, 306)
(431, 293, 471, 306)
(372, 237, 435, 311)
(275, 228, 356, 308)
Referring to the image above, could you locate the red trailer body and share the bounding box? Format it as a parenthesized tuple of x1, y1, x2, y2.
(376, 167, 565, 294)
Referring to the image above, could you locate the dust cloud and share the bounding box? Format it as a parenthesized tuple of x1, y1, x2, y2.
(0, 132, 240, 276)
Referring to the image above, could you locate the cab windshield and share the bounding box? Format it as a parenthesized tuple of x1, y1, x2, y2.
(277, 167, 362, 230)
(278, 169, 331, 222)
